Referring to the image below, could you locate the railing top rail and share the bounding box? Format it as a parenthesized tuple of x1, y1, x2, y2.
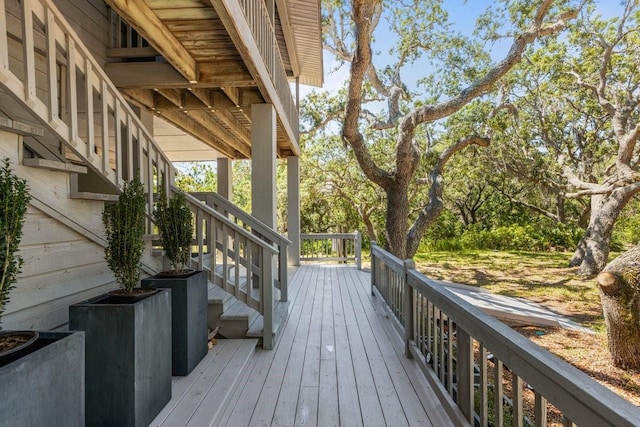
(175, 187, 279, 255)
(403, 267, 640, 426)
(301, 232, 359, 239)
(190, 192, 291, 246)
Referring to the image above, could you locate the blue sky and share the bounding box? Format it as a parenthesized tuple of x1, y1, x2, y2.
(299, 0, 626, 98)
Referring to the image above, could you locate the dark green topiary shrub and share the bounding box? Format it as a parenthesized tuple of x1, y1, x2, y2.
(153, 186, 193, 274)
(103, 178, 146, 293)
(0, 159, 31, 328)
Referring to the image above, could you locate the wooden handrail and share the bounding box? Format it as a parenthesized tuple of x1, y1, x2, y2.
(177, 188, 278, 349)
(370, 243, 640, 426)
(189, 192, 289, 302)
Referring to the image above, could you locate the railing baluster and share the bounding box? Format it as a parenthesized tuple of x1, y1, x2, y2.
(85, 58, 95, 160)
(494, 359, 504, 427)
(101, 81, 109, 172)
(478, 345, 487, 426)
(0, 0, 8, 76)
(45, 7, 58, 123)
(262, 247, 273, 350)
(534, 392, 547, 427)
(513, 374, 523, 427)
(456, 328, 474, 424)
(21, 0, 36, 105)
(67, 38, 78, 147)
(114, 100, 123, 185)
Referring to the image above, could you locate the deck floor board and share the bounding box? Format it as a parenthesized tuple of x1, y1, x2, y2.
(155, 264, 453, 427)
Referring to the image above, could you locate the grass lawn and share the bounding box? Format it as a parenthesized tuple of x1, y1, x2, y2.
(412, 250, 640, 408)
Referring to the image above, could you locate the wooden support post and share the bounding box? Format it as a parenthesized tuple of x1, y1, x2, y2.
(355, 231, 362, 270)
(370, 241, 377, 296)
(403, 259, 415, 358)
(262, 249, 274, 350)
(457, 328, 475, 424)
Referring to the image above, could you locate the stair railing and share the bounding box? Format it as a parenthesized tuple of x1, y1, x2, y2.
(0, 0, 174, 233)
(190, 192, 290, 301)
(179, 188, 278, 349)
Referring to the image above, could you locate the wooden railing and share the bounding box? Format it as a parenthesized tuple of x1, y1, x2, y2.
(237, 0, 299, 142)
(0, 0, 282, 349)
(370, 242, 640, 427)
(190, 191, 289, 302)
(0, 0, 173, 233)
(179, 188, 278, 349)
(301, 232, 362, 270)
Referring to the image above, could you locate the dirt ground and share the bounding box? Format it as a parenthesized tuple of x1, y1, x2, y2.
(413, 250, 640, 408)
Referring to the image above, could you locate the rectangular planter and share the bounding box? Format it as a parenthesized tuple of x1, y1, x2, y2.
(69, 288, 171, 427)
(0, 331, 85, 426)
(142, 270, 208, 375)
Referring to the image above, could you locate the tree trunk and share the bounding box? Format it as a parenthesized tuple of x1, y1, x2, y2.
(596, 245, 640, 370)
(570, 189, 634, 276)
(385, 184, 409, 259)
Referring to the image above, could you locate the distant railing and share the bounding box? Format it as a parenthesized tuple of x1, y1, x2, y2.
(301, 232, 362, 270)
(370, 242, 640, 427)
(190, 192, 289, 301)
(178, 188, 278, 350)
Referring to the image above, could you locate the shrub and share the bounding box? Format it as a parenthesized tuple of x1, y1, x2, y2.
(0, 159, 30, 325)
(153, 186, 193, 273)
(103, 178, 146, 293)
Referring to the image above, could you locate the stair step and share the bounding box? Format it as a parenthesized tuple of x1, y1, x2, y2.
(23, 158, 87, 174)
(150, 338, 257, 427)
(246, 299, 290, 341)
(208, 283, 235, 306)
(221, 299, 259, 323)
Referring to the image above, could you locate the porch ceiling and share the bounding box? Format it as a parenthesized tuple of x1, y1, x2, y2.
(103, 0, 321, 160)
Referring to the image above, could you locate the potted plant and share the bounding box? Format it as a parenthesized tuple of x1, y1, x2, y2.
(70, 177, 171, 427)
(142, 185, 208, 375)
(0, 158, 84, 426)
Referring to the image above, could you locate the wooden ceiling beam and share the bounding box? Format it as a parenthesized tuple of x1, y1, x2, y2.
(188, 110, 251, 158)
(156, 89, 183, 108)
(188, 88, 213, 108)
(104, 0, 198, 83)
(105, 62, 255, 88)
(157, 109, 238, 158)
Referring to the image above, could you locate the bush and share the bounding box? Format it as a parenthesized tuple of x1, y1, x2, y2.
(0, 159, 30, 324)
(421, 221, 582, 252)
(103, 178, 146, 293)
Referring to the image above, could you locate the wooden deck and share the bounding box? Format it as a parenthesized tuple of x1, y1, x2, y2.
(153, 264, 454, 427)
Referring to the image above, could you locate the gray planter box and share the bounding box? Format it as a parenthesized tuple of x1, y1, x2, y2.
(142, 270, 208, 375)
(0, 331, 85, 426)
(69, 288, 171, 427)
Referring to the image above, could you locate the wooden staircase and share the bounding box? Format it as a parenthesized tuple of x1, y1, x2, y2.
(207, 274, 290, 347)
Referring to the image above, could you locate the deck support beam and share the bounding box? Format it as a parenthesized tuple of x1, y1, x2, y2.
(287, 155, 300, 265)
(217, 157, 232, 200)
(251, 104, 276, 228)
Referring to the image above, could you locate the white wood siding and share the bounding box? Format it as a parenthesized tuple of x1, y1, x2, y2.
(52, 0, 110, 66)
(0, 131, 116, 330)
